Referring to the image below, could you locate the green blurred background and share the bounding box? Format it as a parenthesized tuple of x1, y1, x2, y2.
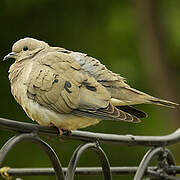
(0, 0, 180, 179)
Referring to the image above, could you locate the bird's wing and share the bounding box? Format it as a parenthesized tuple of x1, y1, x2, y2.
(64, 51, 178, 108)
(61, 51, 141, 104)
(26, 51, 140, 122)
(69, 51, 128, 86)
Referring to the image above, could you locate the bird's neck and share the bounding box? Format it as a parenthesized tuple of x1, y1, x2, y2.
(8, 60, 26, 84)
(8, 60, 33, 105)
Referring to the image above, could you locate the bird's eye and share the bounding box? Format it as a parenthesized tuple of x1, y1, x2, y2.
(23, 46, 28, 51)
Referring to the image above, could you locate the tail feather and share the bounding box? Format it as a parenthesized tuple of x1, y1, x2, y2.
(72, 103, 141, 123)
(149, 98, 179, 108)
(116, 105, 147, 118)
(118, 87, 179, 108)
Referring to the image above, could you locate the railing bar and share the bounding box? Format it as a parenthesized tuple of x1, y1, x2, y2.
(6, 166, 180, 176)
(1, 118, 180, 146)
(6, 167, 140, 176)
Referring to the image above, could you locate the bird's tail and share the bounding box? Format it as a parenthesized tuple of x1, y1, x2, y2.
(129, 87, 179, 108)
(111, 86, 179, 108)
(147, 96, 179, 108)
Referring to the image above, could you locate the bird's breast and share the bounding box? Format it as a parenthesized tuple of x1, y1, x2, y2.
(24, 99, 100, 130)
(9, 60, 100, 130)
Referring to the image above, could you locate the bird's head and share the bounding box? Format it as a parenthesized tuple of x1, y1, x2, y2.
(3, 37, 49, 62)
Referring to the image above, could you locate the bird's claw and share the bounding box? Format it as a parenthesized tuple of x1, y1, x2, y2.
(58, 128, 72, 136)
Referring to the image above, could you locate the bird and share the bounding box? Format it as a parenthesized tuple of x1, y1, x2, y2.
(3, 37, 178, 133)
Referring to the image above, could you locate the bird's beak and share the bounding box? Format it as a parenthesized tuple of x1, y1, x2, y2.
(3, 52, 16, 61)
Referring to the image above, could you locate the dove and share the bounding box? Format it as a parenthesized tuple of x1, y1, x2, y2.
(3, 37, 178, 132)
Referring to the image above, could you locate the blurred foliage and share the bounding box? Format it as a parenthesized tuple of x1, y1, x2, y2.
(0, 0, 180, 180)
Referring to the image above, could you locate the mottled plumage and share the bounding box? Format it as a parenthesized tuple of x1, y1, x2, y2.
(3, 37, 178, 130)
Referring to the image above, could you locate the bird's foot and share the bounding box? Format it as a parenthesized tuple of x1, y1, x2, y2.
(58, 128, 72, 136)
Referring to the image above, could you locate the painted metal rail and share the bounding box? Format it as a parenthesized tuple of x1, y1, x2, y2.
(0, 117, 180, 180)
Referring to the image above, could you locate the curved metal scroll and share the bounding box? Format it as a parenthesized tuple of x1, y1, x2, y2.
(65, 142, 112, 180)
(0, 133, 64, 180)
(134, 147, 176, 180)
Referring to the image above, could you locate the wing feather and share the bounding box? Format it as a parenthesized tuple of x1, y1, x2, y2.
(26, 52, 114, 118)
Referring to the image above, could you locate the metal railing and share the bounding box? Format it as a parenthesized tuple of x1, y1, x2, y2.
(0, 117, 180, 180)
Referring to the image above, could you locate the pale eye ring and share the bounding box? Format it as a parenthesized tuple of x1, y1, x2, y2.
(23, 46, 28, 51)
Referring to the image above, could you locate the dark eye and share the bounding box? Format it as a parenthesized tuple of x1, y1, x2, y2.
(23, 46, 28, 51)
